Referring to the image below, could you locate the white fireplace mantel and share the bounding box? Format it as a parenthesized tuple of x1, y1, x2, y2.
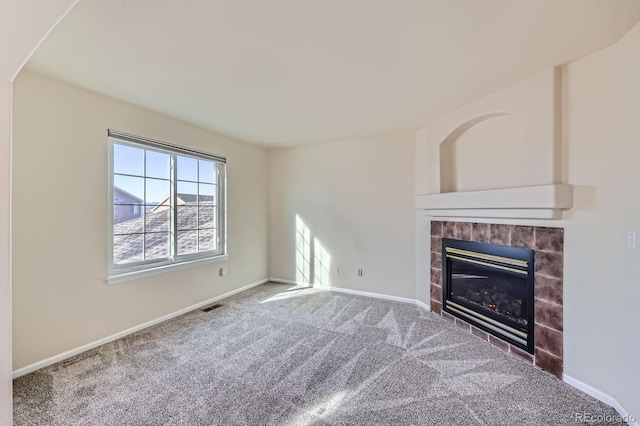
(415, 184, 573, 220)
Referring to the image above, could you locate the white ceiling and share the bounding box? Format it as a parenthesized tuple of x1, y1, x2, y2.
(25, 0, 640, 147)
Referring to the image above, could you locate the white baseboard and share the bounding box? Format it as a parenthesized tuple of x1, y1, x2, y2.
(415, 299, 431, 312)
(563, 374, 637, 425)
(268, 277, 310, 287)
(12, 278, 269, 379)
(613, 400, 639, 426)
(563, 374, 615, 406)
(268, 278, 415, 304)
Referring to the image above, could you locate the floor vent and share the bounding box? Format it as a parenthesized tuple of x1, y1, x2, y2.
(201, 303, 224, 312)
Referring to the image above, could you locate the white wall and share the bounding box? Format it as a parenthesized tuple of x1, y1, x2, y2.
(0, 75, 12, 426)
(451, 114, 525, 192)
(1, 1, 79, 422)
(269, 133, 416, 299)
(561, 20, 640, 418)
(11, 71, 269, 370)
(414, 129, 431, 305)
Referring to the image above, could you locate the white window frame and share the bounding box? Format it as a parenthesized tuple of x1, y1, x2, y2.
(107, 130, 227, 284)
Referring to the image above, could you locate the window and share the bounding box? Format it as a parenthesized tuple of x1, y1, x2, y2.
(108, 130, 226, 280)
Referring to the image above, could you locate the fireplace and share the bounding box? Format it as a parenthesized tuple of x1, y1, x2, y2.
(430, 221, 564, 377)
(442, 238, 535, 353)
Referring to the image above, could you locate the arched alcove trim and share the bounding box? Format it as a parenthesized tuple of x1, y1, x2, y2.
(439, 112, 514, 193)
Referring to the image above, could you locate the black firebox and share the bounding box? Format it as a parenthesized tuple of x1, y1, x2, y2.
(442, 238, 535, 353)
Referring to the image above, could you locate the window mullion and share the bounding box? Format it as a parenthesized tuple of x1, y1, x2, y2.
(222, 163, 226, 254)
(142, 150, 147, 260)
(171, 154, 177, 260)
(196, 161, 200, 253)
(216, 164, 220, 251)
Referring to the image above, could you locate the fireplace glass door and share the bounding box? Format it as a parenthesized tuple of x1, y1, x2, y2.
(442, 239, 535, 353)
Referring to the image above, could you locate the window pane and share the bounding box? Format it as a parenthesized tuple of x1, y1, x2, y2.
(113, 234, 144, 265)
(177, 230, 198, 255)
(145, 233, 170, 260)
(146, 178, 170, 206)
(145, 209, 170, 232)
(113, 210, 143, 232)
(177, 181, 198, 204)
(198, 183, 216, 205)
(113, 204, 144, 225)
(198, 229, 217, 252)
(198, 206, 216, 228)
(177, 156, 198, 181)
(113, 144, 144, 176)
(177, 206, 198, 230)
(114, 175, 144, 202)
(199, 160, 215, 184)
(146, 150, 170, 179)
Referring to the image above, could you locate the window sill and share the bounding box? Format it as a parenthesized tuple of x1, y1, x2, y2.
(107, 254, 228, 285)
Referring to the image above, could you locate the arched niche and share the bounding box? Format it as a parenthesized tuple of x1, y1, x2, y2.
(439, 112, 525, 193)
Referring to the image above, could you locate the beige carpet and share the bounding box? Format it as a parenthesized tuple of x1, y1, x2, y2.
(13, 282, 624, 425)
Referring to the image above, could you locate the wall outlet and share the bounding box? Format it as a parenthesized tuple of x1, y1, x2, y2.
(357, 269, 363, 277)
(333, 266, 340, 274)
(628, 231, 636, 250)
(219, 267, 228, 276)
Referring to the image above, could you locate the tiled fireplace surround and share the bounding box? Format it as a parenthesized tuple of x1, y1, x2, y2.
(430, 221, 564, 377)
